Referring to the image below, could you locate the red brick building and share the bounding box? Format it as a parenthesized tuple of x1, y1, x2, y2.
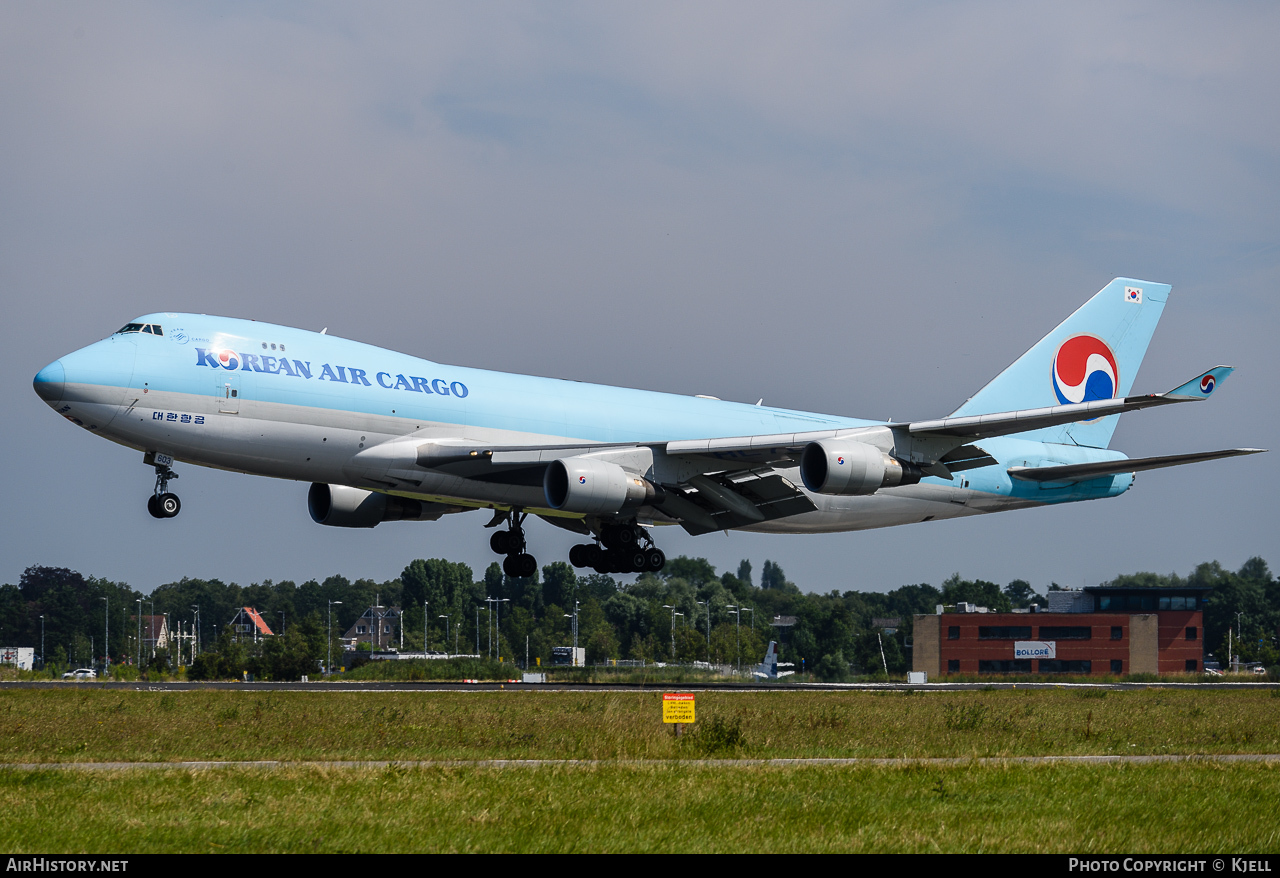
(913, 586, 1208, 677)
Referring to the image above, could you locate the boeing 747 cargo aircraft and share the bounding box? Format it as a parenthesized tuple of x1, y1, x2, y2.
(32, 278, 1262, 576)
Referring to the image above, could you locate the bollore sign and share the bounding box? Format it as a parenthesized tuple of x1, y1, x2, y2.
(1015, 641, 1056, 660)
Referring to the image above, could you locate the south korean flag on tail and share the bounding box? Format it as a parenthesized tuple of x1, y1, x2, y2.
(1125, 286, 1143, 304)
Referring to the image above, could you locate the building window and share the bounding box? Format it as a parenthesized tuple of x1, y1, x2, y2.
(1186, 660, 1198, 672)
(1186, 627, 1197, 641)
(1038, 660, 1092, 674)
(978, 660, 1032, 673)
(978, 626, 1032, 640)
(357, 625, 366, 634)
(947, 660, 959, 673)
(1038, 626, 1092, 640)
(1111, 659, 1123, 674)
(1111, 626, 1123, 641)
(948, 626, 960, 640)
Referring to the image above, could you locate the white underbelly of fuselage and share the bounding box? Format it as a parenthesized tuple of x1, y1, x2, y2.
(80, 385, 1034, 534)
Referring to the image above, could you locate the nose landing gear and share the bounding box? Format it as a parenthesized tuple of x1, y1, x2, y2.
(147, 458, 181, 519)
(487, 509, 537, 578)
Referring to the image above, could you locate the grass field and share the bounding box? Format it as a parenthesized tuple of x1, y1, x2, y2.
(3, 687, 1278, 762)
(2, 687, 1278, 852)
(3, 761, 1279, 853)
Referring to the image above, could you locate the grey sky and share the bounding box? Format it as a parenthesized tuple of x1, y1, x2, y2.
(3, 2, 1276, 596)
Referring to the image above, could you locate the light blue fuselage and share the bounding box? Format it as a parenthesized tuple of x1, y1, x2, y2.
(32, 313, 1132, 533)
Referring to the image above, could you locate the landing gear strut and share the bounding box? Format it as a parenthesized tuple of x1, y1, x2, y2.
(488, 509, 537, 578)
(147, 461, 181, 519)
(569, 521, 665, 574)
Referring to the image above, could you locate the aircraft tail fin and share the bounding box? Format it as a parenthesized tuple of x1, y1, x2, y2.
(949, 278, 1170, 448)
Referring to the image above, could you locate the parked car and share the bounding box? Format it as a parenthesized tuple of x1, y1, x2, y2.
(61, 668, 97, 680)
(1252, 666, 1267, 676)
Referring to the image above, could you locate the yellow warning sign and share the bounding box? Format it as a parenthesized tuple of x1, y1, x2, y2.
(663, 693, 695, 724)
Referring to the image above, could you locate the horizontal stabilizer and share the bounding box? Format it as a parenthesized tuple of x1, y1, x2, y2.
(1008, 448, 1265, 483)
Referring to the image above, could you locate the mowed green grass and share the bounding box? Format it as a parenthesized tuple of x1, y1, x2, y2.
(1, 688, 1278, 762)
(2, 761, 1278, 853)
(2, 688, 1278, 853)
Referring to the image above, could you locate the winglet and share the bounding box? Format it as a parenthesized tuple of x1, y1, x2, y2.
(1164, 366, 1234, 401)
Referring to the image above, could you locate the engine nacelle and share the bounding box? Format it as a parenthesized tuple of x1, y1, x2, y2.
(799, 440, 923, 496)
(543, 457, 657, 514)
(308, 483, 443, 528)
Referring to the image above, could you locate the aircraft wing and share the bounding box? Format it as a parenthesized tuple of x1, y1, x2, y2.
(905, 366, 1235, 440)
(661, 366, 1235, 466)
(395, 366, 1239, 532)
(1007, 448, 1266, 483)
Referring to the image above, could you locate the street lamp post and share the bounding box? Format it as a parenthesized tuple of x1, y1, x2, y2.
(562, 600, 580, 650)
(725, 605, 741, 673)
(423, 601, 429, 654)
(562, 600, 582, 665)
(136, 599, 143, 670)
(439, 615, 450, 658)
(662, 605, 683, 661)
(39, 615, 44, 672)
(695, 600, 711, 654)
(190, 605, 200, 658)
(101, 597, 109, 676)
(327, 600, 342, 674)
(484, 597, 510, 659)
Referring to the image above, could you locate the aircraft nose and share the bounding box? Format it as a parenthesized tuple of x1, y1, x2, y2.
(33, 359, 66, 405)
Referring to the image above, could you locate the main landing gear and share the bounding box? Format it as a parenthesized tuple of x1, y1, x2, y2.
(486, 511, 668, 577)
(489, 510, 538, 578)
(147, 461, 181, 519)
(569, 522, 665, 575)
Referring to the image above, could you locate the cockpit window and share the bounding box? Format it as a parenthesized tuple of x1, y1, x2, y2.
(115, 323, 163, 336)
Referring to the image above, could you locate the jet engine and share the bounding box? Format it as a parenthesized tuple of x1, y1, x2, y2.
(799, 440, 923, 496)
(543, 457, 657, 514)
(307, 483, 444, 528)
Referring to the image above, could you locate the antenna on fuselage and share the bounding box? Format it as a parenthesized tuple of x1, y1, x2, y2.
(320, 328, 327, 334)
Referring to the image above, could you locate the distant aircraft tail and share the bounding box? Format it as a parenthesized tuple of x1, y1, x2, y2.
(949, 277, 1170, 448)
(752, 641, 795, 679)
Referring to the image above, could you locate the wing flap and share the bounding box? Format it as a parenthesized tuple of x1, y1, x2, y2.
(655, 472, 817, 535)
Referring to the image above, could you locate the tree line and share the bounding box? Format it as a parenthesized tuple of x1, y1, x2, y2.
(1, 554, 1276, 681)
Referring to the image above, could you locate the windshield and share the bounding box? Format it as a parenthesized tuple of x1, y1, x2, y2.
(115, 323, 163, 336)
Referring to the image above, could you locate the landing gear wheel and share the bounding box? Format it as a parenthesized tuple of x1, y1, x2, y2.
(602, 523, 640, 551)
(157, 493, 181, 518)
(504, 553, 537, 578)
(490, 530, 512, 555)
(518, 553, 537, 578)
(569, 544, 591, 568)
(629, 549, 648, 571)
(147, 495, 164, 519)
(645, 548, 666, 572)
